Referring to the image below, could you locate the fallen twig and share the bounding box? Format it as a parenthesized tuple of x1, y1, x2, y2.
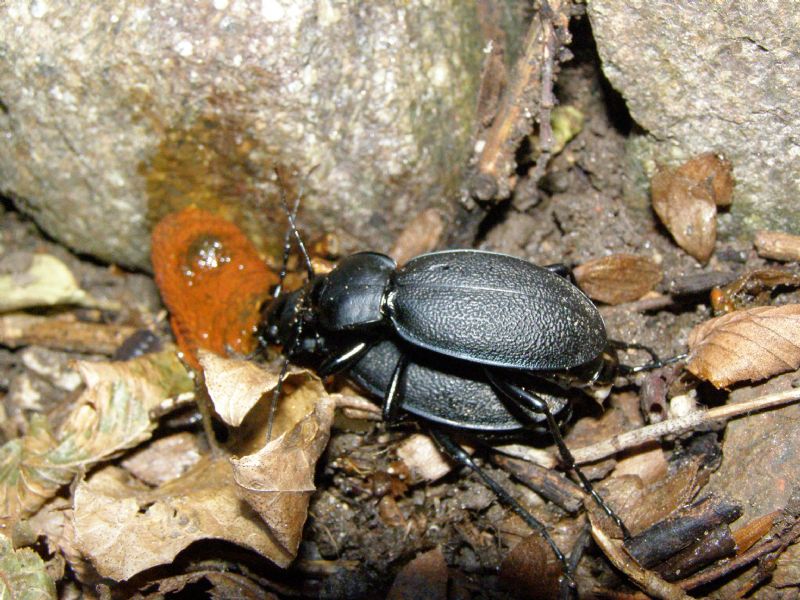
(679, 510, 800, 592)
(472, 0, 572, 200)
(0, 312, 137, 354)
(590, 513, 690, 600)
(572, 388, 800, 465)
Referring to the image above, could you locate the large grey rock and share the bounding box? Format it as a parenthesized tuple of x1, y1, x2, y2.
(0, 1, 523, 269)
(588, 0, 800, 237)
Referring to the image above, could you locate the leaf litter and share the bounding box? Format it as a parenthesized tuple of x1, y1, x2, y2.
(6, 200, 800, 599)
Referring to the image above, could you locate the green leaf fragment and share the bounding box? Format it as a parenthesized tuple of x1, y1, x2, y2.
(0, 534, 56, 600)
(0, 350, 193, 532)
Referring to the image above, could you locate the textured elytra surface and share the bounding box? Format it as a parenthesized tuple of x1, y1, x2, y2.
(349, 339, 570, 431)
(388, 251, 607, 370)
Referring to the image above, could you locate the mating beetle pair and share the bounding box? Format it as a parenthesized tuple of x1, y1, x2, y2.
(259, 221, 663, 593)
(263, 250, 610, 429)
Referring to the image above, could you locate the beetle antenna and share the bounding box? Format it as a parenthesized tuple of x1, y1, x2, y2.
(273, 186, 303, 300)
(267, 168, 315, 442)
(276, 172, 315, 280)
(265, 311, 306, 441)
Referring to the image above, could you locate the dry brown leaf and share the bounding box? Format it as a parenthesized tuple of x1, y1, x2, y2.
(200, 350, 283, 427)
(499, 533, 562, 600)
(0, 350, 193, 533)
(71, 381, 336, 580)
(677, 153, 734, 207)
(204, 353, 328, 456)
(687, 304, 800, 388)
(386, 547, 449, 600)
(73, 458, 295, 580)
(754, 230, 800, 262)
(200, 351, 328, 440)
(120, 432, 203, 486)
(231, 395, 336, 558)
(651, 153, 732, 264)
(573, 254, 662, 305)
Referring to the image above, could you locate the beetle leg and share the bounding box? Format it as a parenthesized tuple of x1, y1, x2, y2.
(608, 339, 688, 374)
(485, 369, 631, 540)
(430, 429, 576, 598)
(382, 354, 409, 422)
(317, 341, 372, 377)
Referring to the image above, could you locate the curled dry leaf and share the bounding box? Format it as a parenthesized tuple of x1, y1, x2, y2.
(203, 352, 326, 456)
(230, 395, 336, 560)
(0, 350, 193, 533)
(201, 350, 281, 427)
(151, 207, 276, 370)
(573, 254, 662, 305)
(0, 533, 57, 600)
(201, 351, 318, 431)
(651, 153, 733, 264)
(687, 304, 800, 388)
(73, 459, 297, 580)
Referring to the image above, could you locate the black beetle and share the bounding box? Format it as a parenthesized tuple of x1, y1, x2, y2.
(261, 284, 593, 594)
(258, 188, 680, 595)
(264, 250, 617, 419)
(264, 291, 573, 431)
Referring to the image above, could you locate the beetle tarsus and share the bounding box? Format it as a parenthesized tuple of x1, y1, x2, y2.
(610, 339, 688, 375)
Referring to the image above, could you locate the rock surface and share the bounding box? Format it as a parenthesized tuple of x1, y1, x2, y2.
(0, 1, 524, 269)
(588, 0, 800, 238)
